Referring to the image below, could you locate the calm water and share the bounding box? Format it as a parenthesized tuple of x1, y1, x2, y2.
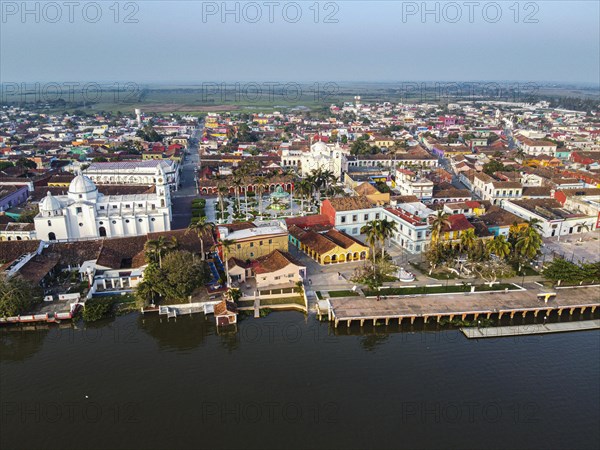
(1, 311, 599, 450)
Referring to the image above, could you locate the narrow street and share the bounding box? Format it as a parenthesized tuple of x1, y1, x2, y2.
(170, 123, 202, 229)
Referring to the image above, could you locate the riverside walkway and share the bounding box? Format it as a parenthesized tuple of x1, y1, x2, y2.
(326, 285, 600, 328)
(461, 319, 600, 338)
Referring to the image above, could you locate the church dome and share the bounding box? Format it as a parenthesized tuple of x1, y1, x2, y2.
(68, 173, 97, 195)
(40, 191, 62, 212)
(312, 141, 328, 153)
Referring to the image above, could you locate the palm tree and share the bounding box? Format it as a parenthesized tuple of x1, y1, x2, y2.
(232, 175, 245, 212)
(254, 176, 266, 217)
(145, 235, 178, 268)
(459, 228, 477, 256)
(296, 180, 313, 213)
(219, 238, 235, 287)
(486, 235, 511, 259)
(361, 220, 381, 264)
(376, 218, 398, 260)
(217, 184, 228, 223)
(515, 226, 542, 270)
(430, 211, 451, 244)
(308, 168, 325, 201)
(321, 169, 337, 191)
(574, 221, 591, 234)
(525, 218, 543, 231)
(226, 287, 242, 303)
(187, 217, 214, 261)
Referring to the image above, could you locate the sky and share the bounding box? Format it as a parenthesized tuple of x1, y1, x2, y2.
(1, 1, 599, 84)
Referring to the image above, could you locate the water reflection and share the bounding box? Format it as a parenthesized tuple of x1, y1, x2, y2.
(0, 327, 49, 362)
(360, 333, 390, 352)
(137, 313, 214, 351)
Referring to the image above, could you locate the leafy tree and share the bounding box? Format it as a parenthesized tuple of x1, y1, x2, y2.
(15, 158, 36, 170)
(543, 258, 600, 285)
(374, 181, 391, 193)
(483, 160, 505, 175)
(17, 206, 39, 223)
(226, 288, 243, 303)
(0, 161, 13, 171)
(0, 276, 39, 318)
(542, 258, 580, 285)
(136, 125, 163, 142)
(160, 251, 207, 300)
(136, 251, 209, 304)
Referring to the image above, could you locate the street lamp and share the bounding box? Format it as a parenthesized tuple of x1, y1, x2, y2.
(543, 315, 547, 326)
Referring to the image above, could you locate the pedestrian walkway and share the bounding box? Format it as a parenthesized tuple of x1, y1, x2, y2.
(461, 319, 600, 338)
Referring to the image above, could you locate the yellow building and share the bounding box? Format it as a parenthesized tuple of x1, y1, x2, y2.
(288, 225, 369, 265)
(374, 137, 395, 148)
(142, 152, 164, 160)
(217, 222, 289, 261)
(354, 182, 390, 206)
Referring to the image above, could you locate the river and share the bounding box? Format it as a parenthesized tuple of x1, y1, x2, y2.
(1, 311, 598, 450)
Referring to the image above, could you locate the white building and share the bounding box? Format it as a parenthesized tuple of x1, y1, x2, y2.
(34, 169, 171, 242)
(301, 140, 348, 179)
(382, 204, 432, 254)
(281, 146, 305, 169)
(502, 199, 596, 239)
(515, 136, 557, 156)
(395, 168, 434, 201)
(84, 160, 180, 190)
(473, 173, 523, 205)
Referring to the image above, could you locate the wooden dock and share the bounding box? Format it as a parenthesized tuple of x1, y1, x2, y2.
(461, 320, 600, 338)
(326, 286, 600, 328)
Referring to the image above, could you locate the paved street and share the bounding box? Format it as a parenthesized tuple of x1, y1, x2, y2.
(170, 125, 202, 229)
(541, 230, 600, 263)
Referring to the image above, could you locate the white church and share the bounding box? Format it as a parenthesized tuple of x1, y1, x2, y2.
(300, 140, 349, 179)
(34, 167, 172, 241)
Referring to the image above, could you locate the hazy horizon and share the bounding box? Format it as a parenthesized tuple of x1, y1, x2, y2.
(2, 1, 598, 84)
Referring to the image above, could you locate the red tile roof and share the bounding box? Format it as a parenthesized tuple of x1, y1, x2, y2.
(442, 214, 474, 232)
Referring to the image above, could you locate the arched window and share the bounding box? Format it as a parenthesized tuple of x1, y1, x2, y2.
(48, 232, 56, 241)
(99, 226, 107, 237)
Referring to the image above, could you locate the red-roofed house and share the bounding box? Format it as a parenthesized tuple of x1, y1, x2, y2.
(440, 214, 474, 241)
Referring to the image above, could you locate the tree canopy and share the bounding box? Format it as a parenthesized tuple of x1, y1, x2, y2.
(135, 251, 210, 306)
(0, 276, 39, 318)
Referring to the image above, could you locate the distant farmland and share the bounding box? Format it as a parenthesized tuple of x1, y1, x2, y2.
(1, 81, 597, 114)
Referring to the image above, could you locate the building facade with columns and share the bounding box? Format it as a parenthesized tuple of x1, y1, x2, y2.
(83, 160, 180, 190)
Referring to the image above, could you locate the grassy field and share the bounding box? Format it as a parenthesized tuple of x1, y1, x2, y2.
(260, 296, 305, 306)
(5, 82, 596, 114)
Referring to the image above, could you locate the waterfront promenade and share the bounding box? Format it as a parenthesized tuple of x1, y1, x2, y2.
(461, 319, 600, 338)
(325, 285, 600, 328)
